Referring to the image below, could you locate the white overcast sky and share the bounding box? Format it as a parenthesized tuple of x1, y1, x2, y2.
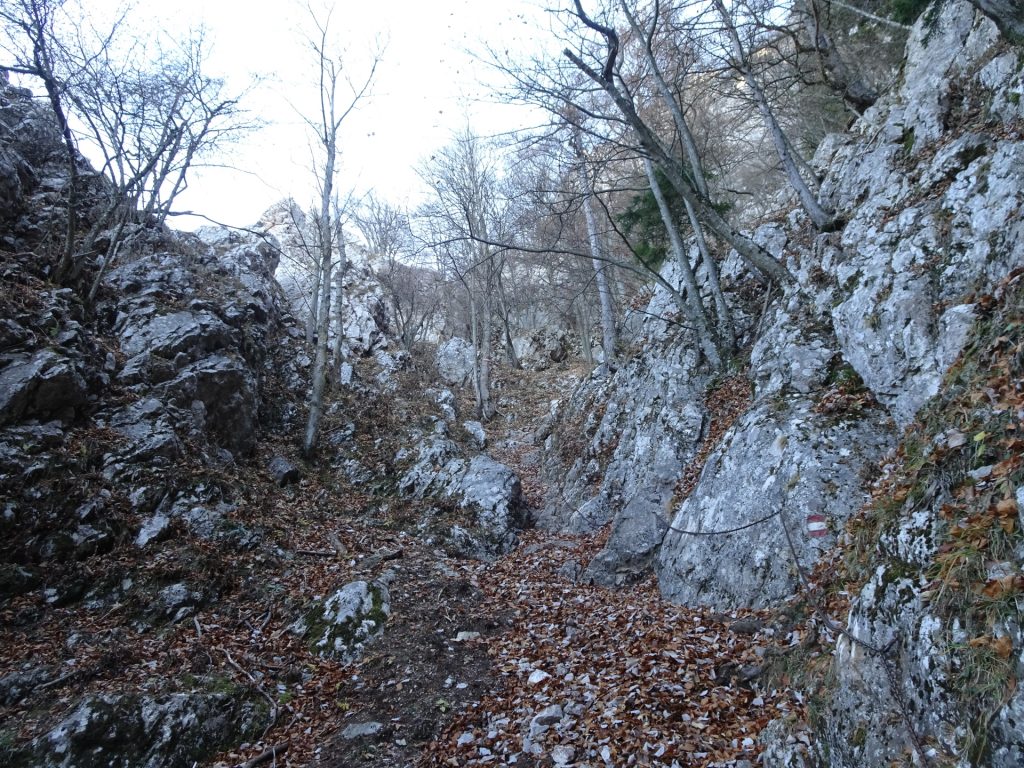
(100, 0, 553, 230)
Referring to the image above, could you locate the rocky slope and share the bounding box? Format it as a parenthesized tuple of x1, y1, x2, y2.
(0, 77, 529, 767)
(539, 2, 1024, 764)
(2, 3, 1023, 767)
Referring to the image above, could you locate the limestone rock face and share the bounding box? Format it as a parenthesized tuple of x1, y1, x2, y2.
(157, 354, 258, 457)
(117, 310, 235, 361)
(656, 396, 893, 609)
(0, 146, 24, 226)
(512, 328, 571, 370)
(457, 455, 530, 554)
(757, 4, 1024, 764)
(99, 229, 282, 461)
(397, 433, 529, 558)
(26, 693, 263, 768)
(436, 337, 475, 387)
(538, 315, 706, 587)
(0, 349, 88, 426)
(815, 8, 1024, 427)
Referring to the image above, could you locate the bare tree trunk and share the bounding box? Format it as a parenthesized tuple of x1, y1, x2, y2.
(298, 7, 378, 456)
(644, 160, 721, 368)
(303, 119, 338, 457)
(497, 274, 521, 369)
(306, 265, 320, 345)
(711, 0, 834, 231)
(577, 302, 594, 369)
(468, 291, 485, 417)
(616, 3, 738, 350)
(303, 249, 333, 456)
(685, 198, 735, 351)
(478, 289, 497, 420)
(331, 236, 348, 375)
(619, 1, 709, 196)
(572, 131, 617, 368)
(86, 214, 130, 306)
(800, 0, 878, 112)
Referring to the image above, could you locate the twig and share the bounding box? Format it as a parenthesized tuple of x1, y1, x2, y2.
(219, 647, 279, 738)
(234, 741, 289, 768)
(258, 608, 273, 633)
(296, 548, 335, 557)
(36, 670, 79, 692)
(193, 617, 203, 640)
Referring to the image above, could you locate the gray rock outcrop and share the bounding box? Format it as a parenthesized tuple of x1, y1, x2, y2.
(397, 432, 529, 557)
(293, 579, 391, 663)
(657, 396, 893, 608)
(25, 693, 264, 768)
(538, 314, 707, 587)
(538, 0, 1024, 616)
(512, 328, 571, 370)
(0, 349, 88, 426)
(436, 337, 475, 387)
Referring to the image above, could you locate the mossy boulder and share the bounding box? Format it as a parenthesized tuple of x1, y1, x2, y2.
(292, 579, 390, 663)
(25, 692, 264, 768)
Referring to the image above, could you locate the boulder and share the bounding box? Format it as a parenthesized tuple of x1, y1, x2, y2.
(292, 580, 390, 663)
(656, 396, 894, 609)
(158, 355, 258, 456)
(455, 455, 529, 554)
(0, 350, 87, 426)
(27, 693, 264, 768)
(105, 398, 182, 467)
(436, 337, 475, 387)
(117, 310, 235, 362)
(462, 420, 486, 449)
(512, 328, 571, 370)
(0, 666, 49, 707)
(397, 435, 466, 499)
(268, 455, 300, 486)
(0, 563, 40, 598)
(429, 387, 458, 421)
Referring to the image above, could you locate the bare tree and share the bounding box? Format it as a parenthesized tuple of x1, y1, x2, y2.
(642, 158, 722, 366)
(1, 0, 81, 281)
(417, 129, 504, 420)
(560, 1, 794, 286)
(2, 0, 253, 294)
(569, 125, 618, 368)
(618, 0, 736, 351)
(76, 31, 253, 300)
(299, 5, 379, 457)
(708, 0, 834, 230)
(793, 0, 878, 113)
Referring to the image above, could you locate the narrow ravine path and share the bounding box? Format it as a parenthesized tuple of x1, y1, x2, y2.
(419, 530, 800, 767)
(0, 354, 804, 768)
(407, 364, 805, 767)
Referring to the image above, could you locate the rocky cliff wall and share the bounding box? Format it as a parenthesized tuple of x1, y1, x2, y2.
(540, 3, 1024, 763)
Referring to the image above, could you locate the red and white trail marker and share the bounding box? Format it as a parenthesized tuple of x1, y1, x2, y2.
(806, 514, 829, 538)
